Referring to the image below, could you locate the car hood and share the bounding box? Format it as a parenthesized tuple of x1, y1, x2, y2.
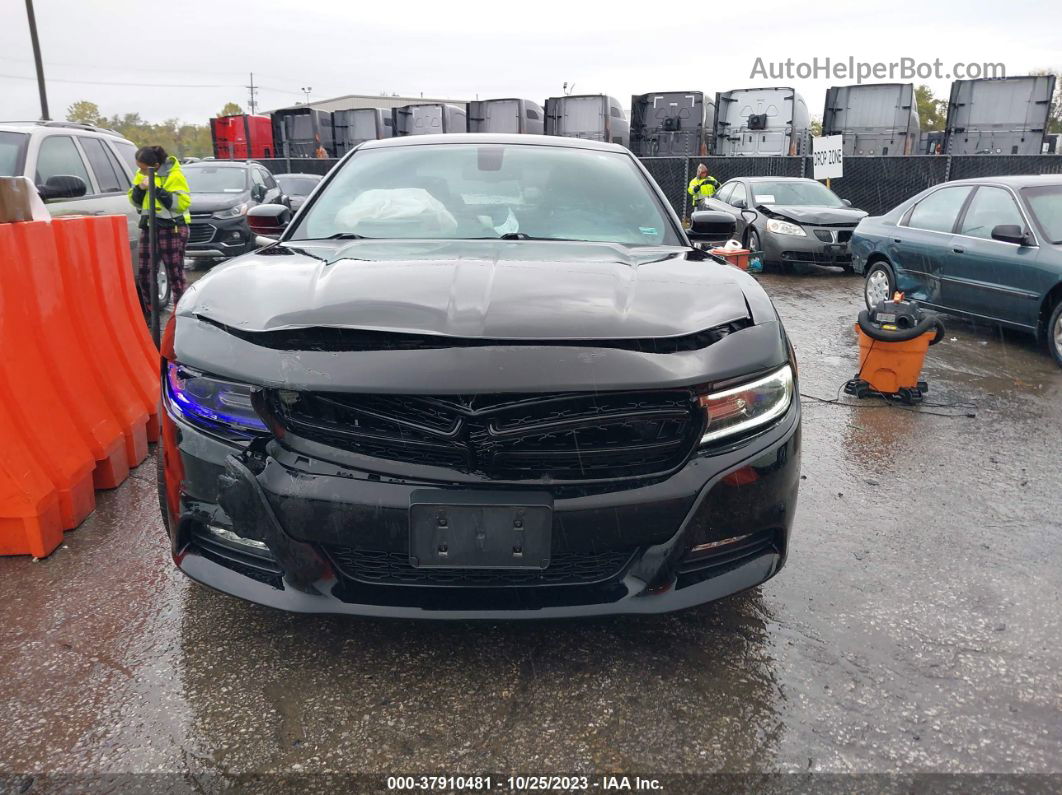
(188, 191, 250, 213)
(179, 239, 764, 340)
(761, 205, 868, 225)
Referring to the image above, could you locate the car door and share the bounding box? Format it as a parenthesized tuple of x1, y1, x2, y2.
(76, 136, 138, 246)
(891, 185, 973, 306)
(703, 181, 747, 237)
(944, 185, 1043, 328)
(725, 181, 753, 240)
(31, 134, 100, 219)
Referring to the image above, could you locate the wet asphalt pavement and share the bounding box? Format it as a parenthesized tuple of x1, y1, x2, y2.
(1, 267, 1060, 784)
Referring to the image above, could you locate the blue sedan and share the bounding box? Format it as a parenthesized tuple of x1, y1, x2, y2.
(850, 175, 1062, 366)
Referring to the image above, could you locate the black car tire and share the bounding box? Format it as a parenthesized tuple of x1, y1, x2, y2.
(1047, 299, 1062, 368)
(748, 227, 786, 274)
(864, 261, 895, 310)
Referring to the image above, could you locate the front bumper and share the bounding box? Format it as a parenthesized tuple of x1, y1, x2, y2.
(161, 399, 800, 619)
(185, 215, 255, 259)
(761, 226, 854, 269)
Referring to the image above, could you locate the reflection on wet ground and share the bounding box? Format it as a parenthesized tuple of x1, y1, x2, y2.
(1, 267, 1060, 777)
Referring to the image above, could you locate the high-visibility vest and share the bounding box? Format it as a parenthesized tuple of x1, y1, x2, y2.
(127, 156, 192, 224)
(687, 176, 720, 200)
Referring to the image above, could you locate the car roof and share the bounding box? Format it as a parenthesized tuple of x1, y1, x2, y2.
(740, 177, 818, 183)
(358, 133, 629, 154)
(0, 120, 127, 140)
(943, 175, 1062, 188)
(276, 172, 322, 178)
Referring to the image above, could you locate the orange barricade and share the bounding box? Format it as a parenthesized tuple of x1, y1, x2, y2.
(51, 218, 151, 470)
(9, 221, 131, 489)
(0, 398, 64, 558)
(0, 224, 97, 531)
(83, 216, 161, 440)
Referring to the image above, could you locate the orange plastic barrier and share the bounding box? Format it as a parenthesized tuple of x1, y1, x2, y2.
(855, 325, 935, 393)
(0, 399, 64, 558)
(82, 216, 161, 440)
(9, 221, 131, 489)
(51, 219, 150, 469)
(0, 224, 96, 530)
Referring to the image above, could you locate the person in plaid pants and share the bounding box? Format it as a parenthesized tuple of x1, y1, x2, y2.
(128, 146, 192, 313)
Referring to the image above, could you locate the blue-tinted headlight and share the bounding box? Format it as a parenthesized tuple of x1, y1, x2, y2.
(165, 363, 267, 436)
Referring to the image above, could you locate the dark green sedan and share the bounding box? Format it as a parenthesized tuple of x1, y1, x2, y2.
(850, 175, 1062, 366)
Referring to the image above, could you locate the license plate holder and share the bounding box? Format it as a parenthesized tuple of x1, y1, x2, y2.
(409, 490, 552, 570)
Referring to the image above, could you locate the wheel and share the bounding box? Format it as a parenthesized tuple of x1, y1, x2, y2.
(747, 228, 783, 273)
(864, 261, 895, 310)
(1048, 299, 1062, 368)
(157, 266, 171, 308)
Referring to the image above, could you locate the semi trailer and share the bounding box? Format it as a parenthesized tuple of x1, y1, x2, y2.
(332, 108, 394, 155)
(544, 94, 630, 147)
(822, 83, 920, 156)
(393, 103, 468, 136)
(943, 75, 1056, 155)
(467, 98, 545, 134)
(630, 91, 715, 156)
(713, 87, 811, 156)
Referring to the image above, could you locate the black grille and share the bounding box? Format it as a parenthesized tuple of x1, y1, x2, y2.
(837, 229, 853, 243)
(326, 546, 636, 587)
(267, 390, 702, 481)
(188, 223, 215, 244)
(813, 229, 834, 243)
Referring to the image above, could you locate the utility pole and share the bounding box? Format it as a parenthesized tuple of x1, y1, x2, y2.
(24, 0, 49, 120)
(246, 72, 258, 115)
(300, 86, 312, 105)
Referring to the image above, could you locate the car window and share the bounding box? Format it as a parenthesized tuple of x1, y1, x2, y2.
(1022, 185, 1062, 244)
(959, 186, 1025, 240)
(112, 140, 138, 176)
(0, 131, 29, 177)
(258, 168, 278, 189)
(291, 143, 680, 247)
(906, 186, 973, 233)
(714, 182, 734, 204)
(729, 183, 747, 207)
(79, 136, 127, 193)
(250, 168, 265, 187)
(35, 135, 92, 190)
(184, 166, 248, 192)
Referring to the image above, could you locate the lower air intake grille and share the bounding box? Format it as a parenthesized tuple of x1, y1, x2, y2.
(325, 546, 636, 587)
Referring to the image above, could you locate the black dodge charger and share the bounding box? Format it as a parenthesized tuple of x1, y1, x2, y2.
(159, 134, 801, 619)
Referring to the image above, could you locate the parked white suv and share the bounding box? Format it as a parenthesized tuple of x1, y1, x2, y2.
(0, 120, 169, 304)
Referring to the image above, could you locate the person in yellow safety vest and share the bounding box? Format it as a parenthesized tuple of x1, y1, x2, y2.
(687, 163, 721, 216)
(127, 145, 192, 313)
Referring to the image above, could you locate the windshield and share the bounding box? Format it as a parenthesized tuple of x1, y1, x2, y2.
(0, 132, 29, 177)
(183, 166, 247, 193)
(289, 143, 678, 246)
(1022, 185, 1062, 244)
(751, 180, 845, 208)
(276, 175, 320, 196)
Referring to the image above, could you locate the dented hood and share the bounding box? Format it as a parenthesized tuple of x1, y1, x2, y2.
(760, 205, 868, 226)
(179, 239, 761, 340)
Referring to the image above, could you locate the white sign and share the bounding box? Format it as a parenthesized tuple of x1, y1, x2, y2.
(812, 135, 844, 180)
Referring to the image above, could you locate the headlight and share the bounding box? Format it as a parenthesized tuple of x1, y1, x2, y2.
(766, 219, 806, 237)
(213, 202, 249, 220)
(165, 363, 266, 436)
(698, 365, 794, 445)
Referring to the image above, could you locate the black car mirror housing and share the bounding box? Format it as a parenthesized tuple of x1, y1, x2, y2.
(688, 210, 737, 243)
(991, 224, 1031, 246)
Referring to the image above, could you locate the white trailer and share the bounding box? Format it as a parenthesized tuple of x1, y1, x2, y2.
(713, 87, 810, 156)
(822, 83, 920, 156)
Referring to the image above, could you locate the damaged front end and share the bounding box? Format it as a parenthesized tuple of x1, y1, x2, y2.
(159, 264, 800, 617)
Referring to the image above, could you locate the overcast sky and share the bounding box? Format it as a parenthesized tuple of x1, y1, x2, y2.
(1, 0, 1059, 124)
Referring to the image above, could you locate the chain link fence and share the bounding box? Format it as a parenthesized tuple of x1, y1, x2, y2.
(256, 153, 1062, 219)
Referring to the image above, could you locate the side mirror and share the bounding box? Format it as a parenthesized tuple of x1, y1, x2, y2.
(247, 203, 292, 238)
(991, 224, 1029, 245)
(37, 174, 87, 201)
(842, 198, 853, 207)
(688, 210, 737, 243)
(731, 198, 746, 209)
